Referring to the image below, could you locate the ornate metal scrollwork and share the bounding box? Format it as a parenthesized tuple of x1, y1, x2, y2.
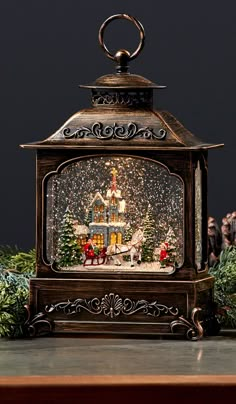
(92, 91, 152, 107)
(63, 122, 167, 141)
(23, 305, 53, 337)
(170, 307, 203, 341)
(45, 293, 179, 319)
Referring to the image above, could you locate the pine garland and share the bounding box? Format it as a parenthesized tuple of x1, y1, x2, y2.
(209, 246, 236, 328)
(0, 268, 29, 337)
(10, 249, 36, 274)
(0, 246, 36, 338)
(0, 245, 19, 268)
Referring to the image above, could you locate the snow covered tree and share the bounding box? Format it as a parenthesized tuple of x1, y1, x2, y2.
(142, 205, 155, 262)
(57, 207, 82, 267)
(163, 226, 178, 266)
(123, 223, 133, 261)
(165, 227, 178, 249)
(124, 223, 133, 243)
(84, 208, 92, 227)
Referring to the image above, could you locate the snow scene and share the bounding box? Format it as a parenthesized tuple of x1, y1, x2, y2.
(45, 156, 184, 273)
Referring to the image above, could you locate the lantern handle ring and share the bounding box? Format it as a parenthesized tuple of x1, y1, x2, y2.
(98, 14, 145, 72)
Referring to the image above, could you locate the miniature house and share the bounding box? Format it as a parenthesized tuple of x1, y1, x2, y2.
(21, 14, 223, 339)
(88, 168, 126, 247)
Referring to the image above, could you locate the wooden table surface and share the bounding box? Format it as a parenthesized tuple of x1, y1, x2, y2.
(0, 332, 235, 403)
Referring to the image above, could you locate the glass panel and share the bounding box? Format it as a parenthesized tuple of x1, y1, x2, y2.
(195, 161, 202, 269)
(45, 156, 184, 273)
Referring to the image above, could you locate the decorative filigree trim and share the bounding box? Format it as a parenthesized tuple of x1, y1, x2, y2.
(92, 91, 152, 107)
(45, 293, 179, 319)
(24, 305, 53, 337)
(63, 122, 167, 141)
(170, 307, 203, 341)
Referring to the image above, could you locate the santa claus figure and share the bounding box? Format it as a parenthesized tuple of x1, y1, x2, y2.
(83, 239, 95, 258)
(160, 242, 169, 265)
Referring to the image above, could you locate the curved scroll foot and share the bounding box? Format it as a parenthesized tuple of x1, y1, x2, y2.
(170, 307, 203, 341)
(23, 305, 54, 337)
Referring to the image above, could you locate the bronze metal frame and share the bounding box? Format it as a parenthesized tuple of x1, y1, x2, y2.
(21, 14, 222, 339)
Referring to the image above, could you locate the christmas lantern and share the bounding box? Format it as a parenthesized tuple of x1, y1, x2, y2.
(21, 14, 223, 339)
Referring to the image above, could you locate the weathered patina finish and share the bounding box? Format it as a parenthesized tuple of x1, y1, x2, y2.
(21, 14, 222, 339)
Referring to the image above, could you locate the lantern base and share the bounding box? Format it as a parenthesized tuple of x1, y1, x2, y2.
(29, 276, 216, 340)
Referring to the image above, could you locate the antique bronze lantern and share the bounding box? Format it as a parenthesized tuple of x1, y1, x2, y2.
(21, 14, 222, 339)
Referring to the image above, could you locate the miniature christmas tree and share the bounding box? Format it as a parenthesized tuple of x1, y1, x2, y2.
(142, 205, 155, 262)
(84, 208, 92, 227)
(122, 223, 133, 261)
(165, 226, 177, 247)
(124, 223, 133, 243)
(57, 207, 82, 267)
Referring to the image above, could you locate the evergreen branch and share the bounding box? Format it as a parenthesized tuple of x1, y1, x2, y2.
(0, 248, 36, 338)
(209, 246, 236, 328)
(0, 245, 20, 268)
(10, 249, 36, 274)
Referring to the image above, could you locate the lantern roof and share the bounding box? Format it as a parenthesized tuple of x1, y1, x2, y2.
(20, 14, 223, 151)
(20, 108, 223, 151)
(80, 73, 165, 90)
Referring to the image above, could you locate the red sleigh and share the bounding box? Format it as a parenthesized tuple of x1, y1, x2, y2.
(83, 246, 107, 266)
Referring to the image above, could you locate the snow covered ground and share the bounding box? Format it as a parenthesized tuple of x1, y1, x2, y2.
(60, 261, 175, 274)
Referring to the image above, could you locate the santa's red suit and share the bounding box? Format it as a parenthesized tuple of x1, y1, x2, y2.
(83, 242, 95, 257)
(160, 242, 169, 261)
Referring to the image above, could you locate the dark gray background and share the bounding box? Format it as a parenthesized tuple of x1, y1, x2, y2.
(0, 0, 235, 250)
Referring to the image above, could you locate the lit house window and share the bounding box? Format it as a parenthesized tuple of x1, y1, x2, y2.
(117, 232, 122, 244)
(110, 232, 116, 245)
(110, 232, 122, 245)
(111, 213, 117, 222)
(111, 196, 117, 205)
(99, 215, 104, 223)
(93, 234, 104, 248)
